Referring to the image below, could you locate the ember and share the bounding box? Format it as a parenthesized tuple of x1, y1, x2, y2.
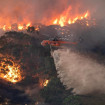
(43, 80, 49, 87)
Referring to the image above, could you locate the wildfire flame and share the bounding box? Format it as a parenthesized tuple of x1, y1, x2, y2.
(43, 80, 49, 87)
(1, 23, 32, 31)
(39, 79, 49, 87)
(0, 58, 22, 83)
(0, 22, 42, 31)
(53, 6, 89, 27)
(0, 6, 92, 31)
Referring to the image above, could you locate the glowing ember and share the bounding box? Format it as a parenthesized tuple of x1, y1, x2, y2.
(43, 80, 49, 87)
(35, 27, 39, 31)
(0, 58, 22, 83)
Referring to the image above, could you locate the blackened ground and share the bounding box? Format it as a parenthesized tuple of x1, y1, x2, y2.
(0, 80, 31, 105)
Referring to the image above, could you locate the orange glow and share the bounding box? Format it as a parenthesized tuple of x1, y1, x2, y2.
(26, 23, 31, 29)
(43, 80, 49, 87)
(35, 27, 39, 31)
(0, 23, 32, 31)
(40, 79, 49, 87)
(3, 25, 6, 31)
(68, 19, 71, 24)
(59, 17, 66, 27)
(18, 24, 24, 30)
(8, 26, 11, 30)
(52, 6, 89, 27)
(0, 6, 91, 31)
(53, 19, 58, 24)
(84, 12, 89, 18)
(0, 58, 22, 83)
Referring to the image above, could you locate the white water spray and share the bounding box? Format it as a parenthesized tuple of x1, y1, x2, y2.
(53, 48, 105, 95)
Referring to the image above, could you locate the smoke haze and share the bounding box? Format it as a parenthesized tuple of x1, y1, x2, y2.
(0, 0, 104, 25)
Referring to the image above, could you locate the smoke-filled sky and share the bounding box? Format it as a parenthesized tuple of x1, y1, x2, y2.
(0, 0, 104, 25)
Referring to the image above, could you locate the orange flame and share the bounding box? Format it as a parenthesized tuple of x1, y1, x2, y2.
(43, 80, 49, 87)
(39, 79, 49, 87)
(18, 24, 24, 30)
(35, 26, 40, 31)
(0, 22, 42, 31)
(0, 6, 91, 31)
(26, 23, 31, 29)
(53, 10, 89, 27)
(0, 23, 32, 31)
(0, 58, 22, 83)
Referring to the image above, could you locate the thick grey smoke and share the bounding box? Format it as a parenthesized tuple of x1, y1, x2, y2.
(53, 48, 105, 95)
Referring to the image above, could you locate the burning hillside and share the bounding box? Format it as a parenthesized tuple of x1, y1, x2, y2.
(52, 7, 90, 27)
(0, 57, 23, 83)
(0, 10, 92, 31)
(0, 0, 99, 31)
(0, 0, 105, 105)
(0, 0, 104, 32)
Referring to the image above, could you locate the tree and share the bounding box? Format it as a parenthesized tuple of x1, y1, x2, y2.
(63, 95, 82, 105)
(40, 78, 65, 105)
(27, 26, 35, 33)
